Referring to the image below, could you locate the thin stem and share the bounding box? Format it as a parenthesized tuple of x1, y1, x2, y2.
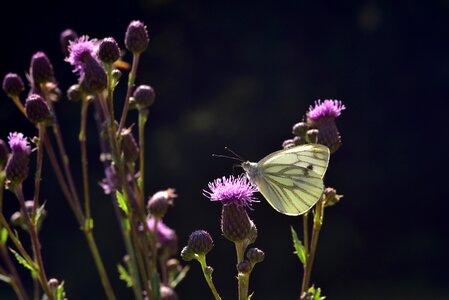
(300, 199, 325, 298)
(79, 98, 92, 221)
(13, 186, 54, 300)
(10, 95, 26, 116)
(118, 53, 141, 134)
(32, 124, 46, 220)
(138, 109, 148, 207)
(197, 255, 221, 300)
(302, 213, 309, 254)
(131, 222, 152, 299)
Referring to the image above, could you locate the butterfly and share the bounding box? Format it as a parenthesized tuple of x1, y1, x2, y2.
(241, 144, 330, 216)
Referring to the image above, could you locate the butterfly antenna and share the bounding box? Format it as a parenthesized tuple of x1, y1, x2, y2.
(211, 154, 243, 162)
(224, 147, 245, 161)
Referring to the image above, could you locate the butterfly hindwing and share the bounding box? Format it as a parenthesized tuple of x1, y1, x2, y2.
(254, 163, 324, 215)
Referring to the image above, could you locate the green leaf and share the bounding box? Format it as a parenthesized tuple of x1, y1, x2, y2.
(56, 281, 66, 300)
(170, 265, 190, 288)
(35, 202, 46, 226)
(116, 191, 129, 215)
(291, 226, 307, 266)
(0, 227, 8, 244)
(117, 264, 133, 287)
(248, 292, 254, 299)
(0, 273, 11, 284)
(307, 285, 326, 300)
(9, 248, 34, 272)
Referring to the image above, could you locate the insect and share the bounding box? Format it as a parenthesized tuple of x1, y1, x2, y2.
(241, 144, 330, 216)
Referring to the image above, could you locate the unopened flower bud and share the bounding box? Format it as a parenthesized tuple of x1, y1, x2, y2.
(221, 204, 252, 242)
(0, 139, 9, 170)
(180, 246, 195, 261)
(5, 132, 31, 185)
(160, 285, 178, 300)
(25, 94, 51, 124)
(282, 139, 295, 149)
(323, 187, 343, 207)
(98, 37, 120, 64)
(237, 260, 251, 274)
(292, 122, 310, 137)
(120, 128, 139, 163)
(204, 266, 214, 275)
(246, 247, 265, 264)
(80, 56, 107, 93)
(60, 29, 78, 57)
(147, 188, 176, 218)
(112, 69, 122, 81)
(67, 84, 83, 102)
(2, 73, 24, 97)
(30, 52, 54, 84)
(125, 20, 149, 54)
(306, 129, 319, 144)
(133, 85, 155, 109)
(186, 230, 213, 255)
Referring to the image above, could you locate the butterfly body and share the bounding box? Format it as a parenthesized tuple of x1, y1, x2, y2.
(242, 144, 330, 216)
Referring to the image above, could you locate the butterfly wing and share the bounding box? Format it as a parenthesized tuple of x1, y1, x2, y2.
(259, 144, 330, 179)
(253, 144, 330, 216)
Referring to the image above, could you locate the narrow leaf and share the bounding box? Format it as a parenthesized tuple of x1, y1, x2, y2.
(116, 191, 129, 215)
(0, 227, 8, 244)
(291, 226, 307, 266)
(0, 273, 11, 284)
(117, 264, 133, 287)
(35, 202, 46, 226)
(56, 281, 66, 300)
(170, 265, 190, 288)
(248, 291, 255, 300)
(9, 248, 34, 272)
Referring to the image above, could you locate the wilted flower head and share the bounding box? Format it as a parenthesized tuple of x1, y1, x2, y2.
(147, 188, 177, 218)
(8, 132, 31, 155)
(147, 217, 177, 249)
(307, 99, 346, 153)
(203, 175, 258, 209)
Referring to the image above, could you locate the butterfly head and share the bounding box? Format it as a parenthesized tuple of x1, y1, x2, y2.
(241, 161, 258, 185)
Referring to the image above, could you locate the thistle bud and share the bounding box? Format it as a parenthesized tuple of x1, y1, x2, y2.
(246, 247, 265, 264)
(147, 188, 177, 218)
(25, 94, 51, 124)
(120, 128, 139, 163)
(246, 221, 258, 245)
(2, 73, 24, 97)
(221, 203, 252, 242)
(125, 20, 149, 54)
(80, 55, 107, 93)
(30, 52, 54, 84)
(186, 230, 213, 256)
(180, 246, 195, 261)
(306, 129, 319, 144)
(323, 187, 343, 207)
(98, 37, 120, 64)
(0, 139, 9, 170)
(60, 29, 78, 57)
(133, 85, 155, 109)
(237, 260, 252, 274)
(67, 84, 83, 102)
(292, 122, 309, 137)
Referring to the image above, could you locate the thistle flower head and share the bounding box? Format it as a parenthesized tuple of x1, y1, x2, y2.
(203, 175, 258, 209)
(307, 99, 345, 121)
(25, 93, 51, 124)
(98, 37, 120, 64)
(65, 36, 97, 74)
(125, 20, 149, 54)
(147, 217, 177, 249)
(8, 132, 30, 155)
(133, 85, 155, 109)
(186, 230, 214, 256)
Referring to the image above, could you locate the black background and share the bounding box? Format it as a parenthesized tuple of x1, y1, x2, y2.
(1, 0, 449, 299)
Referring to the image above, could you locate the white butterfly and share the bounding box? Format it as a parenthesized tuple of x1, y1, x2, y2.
(242, 144, 330, 216)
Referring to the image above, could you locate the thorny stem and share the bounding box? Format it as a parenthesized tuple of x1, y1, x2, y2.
(13, 185, 54, 300)
(32, 124, 45, 220)
(300, 198, 325, 299)
(118, 53, 140, 134)
(197, 255, 221, 300)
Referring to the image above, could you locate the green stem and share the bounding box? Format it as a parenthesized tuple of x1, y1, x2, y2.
(131, 222, 152, 299)
(138, 109, 148, 207)
(79, 98, 92, 221)
(13, 186, 54, 300)
(300, 199, 325, 298)
(32, 124, 46, 220)
(197, 255, 221, 300)
(118, 53, 141, 135)
(235, 241, 248, 300)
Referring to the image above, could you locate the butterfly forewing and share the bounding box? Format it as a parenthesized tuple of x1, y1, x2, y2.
(259, 144, 330, 179)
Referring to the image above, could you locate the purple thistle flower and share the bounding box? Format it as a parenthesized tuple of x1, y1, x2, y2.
(307, 99, 346, 121)
(65, 36, 97, 74)
(147, 217, 178, 254)
(8, 132, 31, 155)
(307, 99, 346, 153)
(203, 175, 258, 209)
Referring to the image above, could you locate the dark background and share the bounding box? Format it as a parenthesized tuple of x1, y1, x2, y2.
(1, 0, 449, 299)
